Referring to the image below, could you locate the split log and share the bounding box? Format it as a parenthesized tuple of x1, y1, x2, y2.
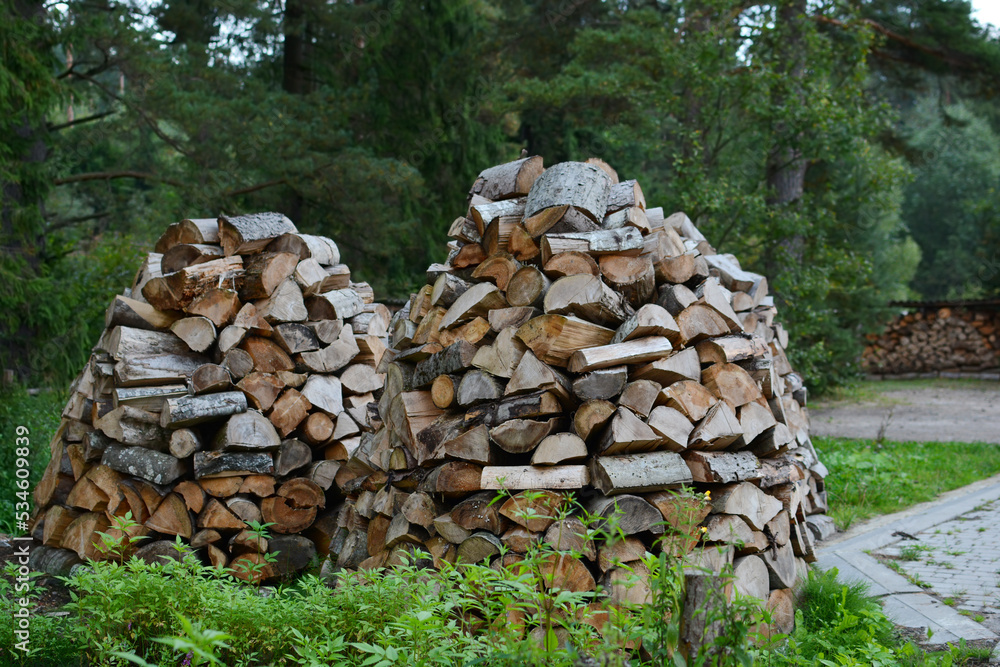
(155, 218, 220, 252)
(524, 161, 611, 228)
(236, 372, 284, 411)
(516, 314, 614, 367)
(269, 389, 311, 437)
(541, 228, 644, 264)
(267, 233, 340, 265)
(456, 370, 503, 407)
(631, 348, 701, 385)
(105, 295, 181, 332)
(543, 517, 596, 559)
(696, 335, 769, 366)
(115, 353, 208, 387)
(298, 325, 359, 374)
(489, 417, 558, 454)
(710, 482, 783, 531)
(646, 406, 694, 451)
(676, 304, 731, 344)
(617, 380, 661, 418)
(586, 494, 663, 536)
(186, 288, 242, 328)
(212, 410, 282, 452)
(688, 402, 743, 450)
(499, 490, 565, 532)
(544, 274, 633, 327)
(219, 212, 297, 256)
(590, 451, 691, 495)
(600, 255, 655, 308)
(113, 385, 187, 411)
(469, 156, 544, 200)
(160, 391, 247, 428)
(241, 337, 294, 373)
(684, 451, 761, 484)
(597, 407, 661, 455)
(169, 429, 203, 459)
(657, 380, 717, 421)
(701, 363, 763, 409)
(611, 304, 681, 347)
(255, 279, 308, 323)
(431, 273, 471, 308)
(542, 251, 600, 279)
(531, 433, 588, 466)
(574, 398, 616, 442)
(471, 253, 519, 290)
(306, 288, 365, 320)
(540, 553, 597, 592)
(194, 452, 274, 479)
(274, 439, 312, 477)
(142, 257, 244, 311)
(480, 465, 589, 490)
(440, 282, 508, 330)
(472, 328, 527, 377)
(506, 266, 551, 308)
(412, 341, 478, 388)
(145, 493, 193, 538)
(457, 531, 502, 564)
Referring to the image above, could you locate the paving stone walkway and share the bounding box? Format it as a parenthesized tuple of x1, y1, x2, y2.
(816, 475, 1000, 652)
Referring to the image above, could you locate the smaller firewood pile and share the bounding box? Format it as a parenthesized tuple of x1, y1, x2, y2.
(321, 156, 835, 642)
(29, 213, 389, 581)
(864, 304, 1000, 375)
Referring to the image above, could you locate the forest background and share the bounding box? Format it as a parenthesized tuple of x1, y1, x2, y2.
(2, 0, 999, 393)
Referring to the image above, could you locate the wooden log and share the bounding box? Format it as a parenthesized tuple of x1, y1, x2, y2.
(471, 328, 527, 377)
(274, 439, 312, 477)
(586, 493, 663, 535)
(710, 482, 782, 531)
(457, 531, 502, 564)
(261, 495, 317, 534)
(105, 294, 181, 332)
(506, 266, 551, 308)
(161, 391, 247, 428)
(471, 252, 519, 290)
(600, 254, 655, 308)
(572, 366, 626, 402)
(430, 374, 459, 409)
(597, 536, 647, 572)
(597, 407, 661, 455)
(543, 517, 595, 559)
(531, 433, 588, 466)
(590, 451, 692, 495)
(646, 406, 694, 451)
(679, 571, 729, 660)
(516, 314, 614, 367)
(573, 398, 616, 442)
(306, 288, 365, 320)
(610, 304, 681, 348)
(255, 279, 308, 323)
(470, 155, 545, 200)
(266, 233, 340, 265)
(469, 198, 526, 231)
(688, 402, 743, 450)
(193, 451, 273, 479)
(236, 372, 284, 411)
(480, 465, 589, 490)
(440, 282, 508, 330)
(499, 490, 565, 532)
(219, 212, 297, 256)
(96, 405, 168, 449)
(107, 326, 190, 360)
(155, 218, 220, 252)
(142, 256, 244, 311)
(169, 428, 204, 458)
(420, 462, 482, 498)
(524, 161, 611, 226)
(212, 410, 282, 451)
(702, 363, 763, 409)
(426, 423, 493, 466)
(544, 274, 633, 327)
(631, 347, 701, 385)
(145, 492, 193, 538)
(241, 337, 294, 373)
(269, 389, 311, 437)
(464, 389, 561, 427)
(298, 325, 359, 374)
(160, 243, 225, 274)
(489, 417, 558, 454)
(488, 306, 538, 332)
(456, 370, 503, 407)
(185, 288, 241, 328)
(101, 444, 187, 485)
(448, 216, 481, 244)
(541, 228, 644, 264)
(42, 506, 81, 547)
(657, 380, 717, 421)
(540, 553, 597, 593)
(696, 334, 769, 366)
(113, 385, 187, 411)
(507, 224, 540, 261)
(293, 258, 350, 296)
(431, 273, 471, 308)
(450, 491, 509, 533)
(738, 401, 777, 445)
(300, 412, 334, 446)
(60, 512, 111, 560)
(677, 304, 731, 344)
(617, 379, 661, 418)
(412, 341, 478, 388)
(695, 276, 741, 330)
(684, 451, 762, 484)
(542, 251, 600, 280)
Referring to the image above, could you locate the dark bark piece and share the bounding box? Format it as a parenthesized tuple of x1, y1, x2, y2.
(194, 451, 274, 479)
(274, 439, 312, 477)
(606, 179, 645, 213)
(541, 228, 644, 264)
(412, 341, 478, 388)
(191, 364, 233, 394)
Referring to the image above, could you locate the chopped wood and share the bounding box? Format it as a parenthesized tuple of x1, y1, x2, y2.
(590, 451, 691, 495)
(154, 218, 220, 252)
(541, 228, 644, 264)
(489, 417, 558, 454)
(685, 451, 762, 484)
(142, 256, 244, 311)
(105, 294, 182, 332)
(631, 347, 701, 385)
(456, 370, 503, 407)
(531, 432, 588, 466)
(516, 314, 614, 367)
(219, 212, 297, 256)
(480, 465, 589, 490)
(710, 482, 783, 531)
(688, 401, 743, 450)
(161, 391, 247, 428)
(525, 161, 611, 227)
(102, 444, 186, 485)
(506, 266, 551, 308)
(657, 380, 717, 421)
(544, 274, 633, 326)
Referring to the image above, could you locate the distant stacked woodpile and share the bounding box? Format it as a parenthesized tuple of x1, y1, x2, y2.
(331, 157, 832, 637)
(864, 303, 1000, 375)
(30, 214, 388, 581)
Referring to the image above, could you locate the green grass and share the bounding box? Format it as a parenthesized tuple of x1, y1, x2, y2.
(0, 387, 66, 534)
(815, 436, 1000, 530)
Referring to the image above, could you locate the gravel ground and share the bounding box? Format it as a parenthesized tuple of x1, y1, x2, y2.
(810, 381, 1000, 443)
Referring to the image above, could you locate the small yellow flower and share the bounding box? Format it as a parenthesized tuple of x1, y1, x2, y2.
(704, 491, 711, 499)
(700, 526, 707, 533)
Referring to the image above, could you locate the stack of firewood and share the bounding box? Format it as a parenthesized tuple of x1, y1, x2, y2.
(320, 157, 832, 637)
(864, 306, 1000, 375)
(29, 213, 389, 581)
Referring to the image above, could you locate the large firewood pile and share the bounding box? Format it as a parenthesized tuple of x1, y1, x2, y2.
(29, 214, 389, 581)
(327, 157, 832, 637)
(864, 306, 1000, 375)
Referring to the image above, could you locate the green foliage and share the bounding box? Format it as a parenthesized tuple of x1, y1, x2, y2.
(815, 436, 1000, 529)
(0, 387, 64, 534)
(756, 569, 901, 666)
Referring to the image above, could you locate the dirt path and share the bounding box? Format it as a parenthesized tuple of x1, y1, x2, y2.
(810, 380, 1000, 444)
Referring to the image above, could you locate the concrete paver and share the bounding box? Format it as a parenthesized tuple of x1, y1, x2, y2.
(817, 476, 1000, 649)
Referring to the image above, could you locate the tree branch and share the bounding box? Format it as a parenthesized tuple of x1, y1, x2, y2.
(47, 110, 116, 132)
